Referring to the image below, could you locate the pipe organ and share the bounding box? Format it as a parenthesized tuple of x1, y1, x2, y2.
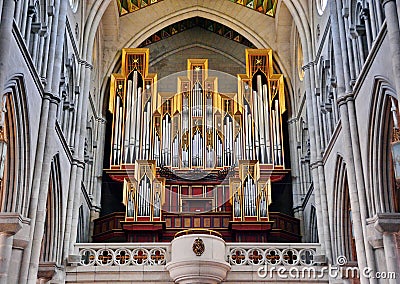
(106, 48, 291, 242)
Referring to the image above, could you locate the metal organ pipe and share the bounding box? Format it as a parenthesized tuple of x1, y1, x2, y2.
(172, 136, 178, 167)
(244, 179, 249, 216)
(143, 101, 152, 160)
(154, 134, 160, 166)
(244, 105, 249, 159)
(124, 80, 133, 163)
(145, 178, 150, 216)
(275, 100, 282, 165)
(263, 84, 272, 164)
(224, 115, 233, 166)
(141, 101, 147, 160)
(192, 131, 197, 166)
(162, 117, 166, 165)
(182, 95, 189, 167)
(257, 75, 266, 164)
(138, 181, 142, 216)
(272, 109, 278, 165)
(117, 105, 123, 163)
(134, 87, 143, 160)
(250, 179, 256, 216)
(167, 115, 171, 166)
(223, 119, 227, 166)
(113, 95, 121, 165)
(129, 71, 138, 163)
(252, 91, 260, 160)
(229, 117, 233, 165)
(246, 106, 253, 160)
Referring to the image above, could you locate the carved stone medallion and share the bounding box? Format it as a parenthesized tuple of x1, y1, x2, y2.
(192, 237, 205, 256)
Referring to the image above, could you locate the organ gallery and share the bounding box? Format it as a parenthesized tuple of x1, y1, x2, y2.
(98, 48, 300, 242)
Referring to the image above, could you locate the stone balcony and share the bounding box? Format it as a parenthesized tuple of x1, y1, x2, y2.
(66, 238, 328, 283)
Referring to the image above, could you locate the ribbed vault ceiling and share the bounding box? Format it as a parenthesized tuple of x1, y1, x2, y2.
(116, 0, 278, 17)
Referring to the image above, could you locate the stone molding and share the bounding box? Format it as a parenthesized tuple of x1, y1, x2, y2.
(368, 213, 400, 234)
(0, 212, 23, 235)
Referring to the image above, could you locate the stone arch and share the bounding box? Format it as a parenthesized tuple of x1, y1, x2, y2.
(367, 77, 398, 216)
(332, 155, 356, 262)
(1, 75, 30, 216)
(40, 154, 63, 264)
(97, 1, 298, 110)
(309, 205, 318, 243)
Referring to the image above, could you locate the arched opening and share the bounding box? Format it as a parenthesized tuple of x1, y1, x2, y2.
(1, 77, 30, 216)
(368, 79, 400, 215)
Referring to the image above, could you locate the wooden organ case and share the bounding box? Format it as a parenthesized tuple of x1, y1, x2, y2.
(103, 48, 299, 243)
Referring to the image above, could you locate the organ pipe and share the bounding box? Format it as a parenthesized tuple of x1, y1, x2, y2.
(123, 80, 132, 163)
(111, 49, 285, 170)
(263, 84, 271, 164)
(257, 75, 266, 164)
(275, 100, 282, 165)
(109, 49, 287, 224)
(134, 87, 143, 160)
(113, 95, 121, 165)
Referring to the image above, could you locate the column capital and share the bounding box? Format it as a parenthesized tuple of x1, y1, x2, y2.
(287, 117, 298, 125)
(368, 213, 400, 234)
(302, 61, 315, 71)
(381, 0, 396, 7)
(366, 220, 384, 249)
(0, 213, 23, 236)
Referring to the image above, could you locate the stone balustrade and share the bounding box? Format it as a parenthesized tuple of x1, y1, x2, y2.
(74, 242, 319, 267)
(75, 243, 170, 266)
(226, 243, 318, 266)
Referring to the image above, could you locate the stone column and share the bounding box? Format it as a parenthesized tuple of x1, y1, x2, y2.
(370, 213, 400, 284)
(19, 0, 65, 282)
(0, 0, 16, 93)
(302, 62, 329, 259)
(330, 2, 376, 283)
(382, 0, 400, 103)
(0, 213, 22, 284)
(63, 62, 91, 257)
(287, 117, 304, 238)
(27, 96, 59, 284)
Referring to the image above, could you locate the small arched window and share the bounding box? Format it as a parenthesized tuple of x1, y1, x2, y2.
(69, 0, 79, 13)
(316, 0, 328, 15)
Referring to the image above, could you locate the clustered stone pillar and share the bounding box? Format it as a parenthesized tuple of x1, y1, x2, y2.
(379, 1, 400, 282)
(0, 0, 17, 93)
(382, 0, 400, 105)
(369, 213, 400, 284)
(0, 213, 22, 284)
(329, 1, 377, 283)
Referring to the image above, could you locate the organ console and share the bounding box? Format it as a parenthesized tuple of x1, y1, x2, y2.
(106, 48, 291, 242)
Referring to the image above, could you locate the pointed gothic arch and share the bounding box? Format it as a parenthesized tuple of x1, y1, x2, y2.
(367, 77, 399, 215)
(1, 75, 30, 216)
(40, 154, 63, 264)
(332, 155, 357, 262)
